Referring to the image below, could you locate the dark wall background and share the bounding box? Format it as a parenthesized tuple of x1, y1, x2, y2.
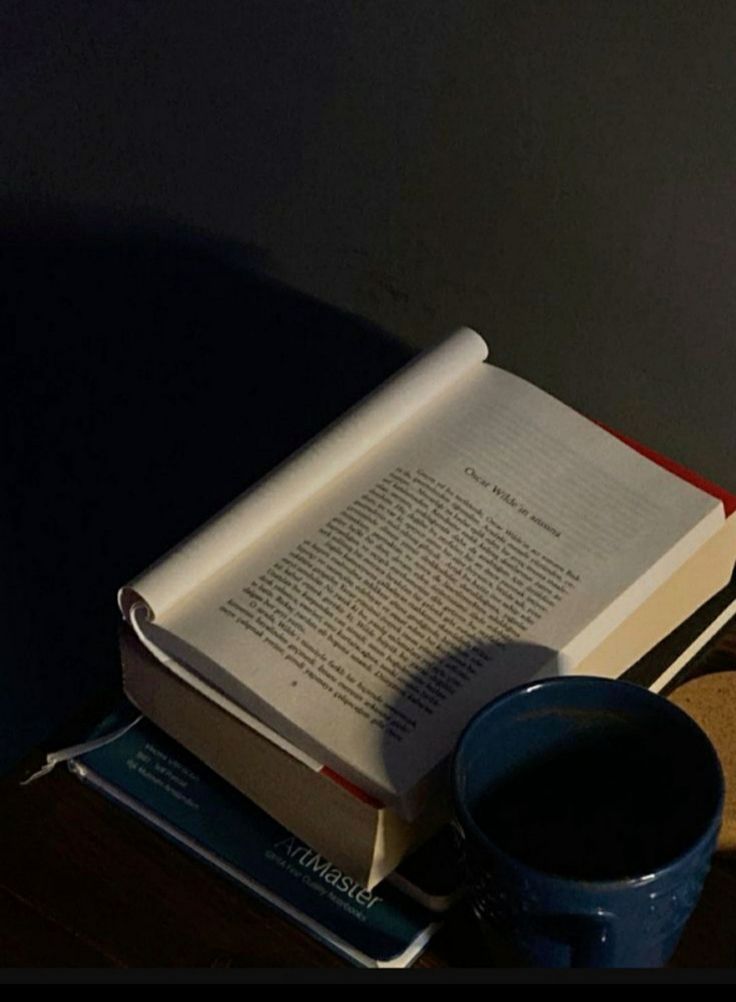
(4, 1, 736, 764)
(4, 2, 736, 482)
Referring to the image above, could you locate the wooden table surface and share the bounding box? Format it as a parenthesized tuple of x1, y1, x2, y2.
(2, 749, 735, 971)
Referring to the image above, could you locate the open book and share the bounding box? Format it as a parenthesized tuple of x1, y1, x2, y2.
(120, 329, 736, 817)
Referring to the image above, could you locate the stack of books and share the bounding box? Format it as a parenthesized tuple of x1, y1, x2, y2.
(67, 707, 457, 967)
(103, 328, 736, 962)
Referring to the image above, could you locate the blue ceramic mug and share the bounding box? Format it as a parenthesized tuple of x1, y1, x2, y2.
(452, 677, 723, 967)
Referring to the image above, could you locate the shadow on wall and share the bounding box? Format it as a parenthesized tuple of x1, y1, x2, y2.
(1, 203, 410, 773)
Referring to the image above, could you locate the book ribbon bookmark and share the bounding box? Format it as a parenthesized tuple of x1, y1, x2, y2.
(20, 714, 143, 786)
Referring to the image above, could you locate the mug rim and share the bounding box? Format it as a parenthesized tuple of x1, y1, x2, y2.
(452, 674, 725, 889)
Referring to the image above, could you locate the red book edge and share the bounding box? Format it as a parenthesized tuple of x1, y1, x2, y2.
(598, 423, 736, 517)
(320, 425, 736, 806)
(319, 765, 383, 807)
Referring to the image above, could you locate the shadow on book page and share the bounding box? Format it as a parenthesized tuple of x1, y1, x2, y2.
(378, 640, 561, 814)
(134, 620, 559, 816)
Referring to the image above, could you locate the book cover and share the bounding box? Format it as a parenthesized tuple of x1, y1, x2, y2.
(68, 708, 441, 968)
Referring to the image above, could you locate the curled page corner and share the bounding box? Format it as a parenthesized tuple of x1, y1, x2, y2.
(119, 585, 151, 622)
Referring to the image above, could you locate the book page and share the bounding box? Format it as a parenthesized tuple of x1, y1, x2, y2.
(149, 362, 724, 808)
(121, 328, 488, 620)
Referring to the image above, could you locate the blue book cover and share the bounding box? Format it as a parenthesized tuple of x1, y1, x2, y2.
(68, 708, 441, 967)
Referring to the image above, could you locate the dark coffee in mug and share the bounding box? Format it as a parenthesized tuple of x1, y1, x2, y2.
(473, 710, 711, 880)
